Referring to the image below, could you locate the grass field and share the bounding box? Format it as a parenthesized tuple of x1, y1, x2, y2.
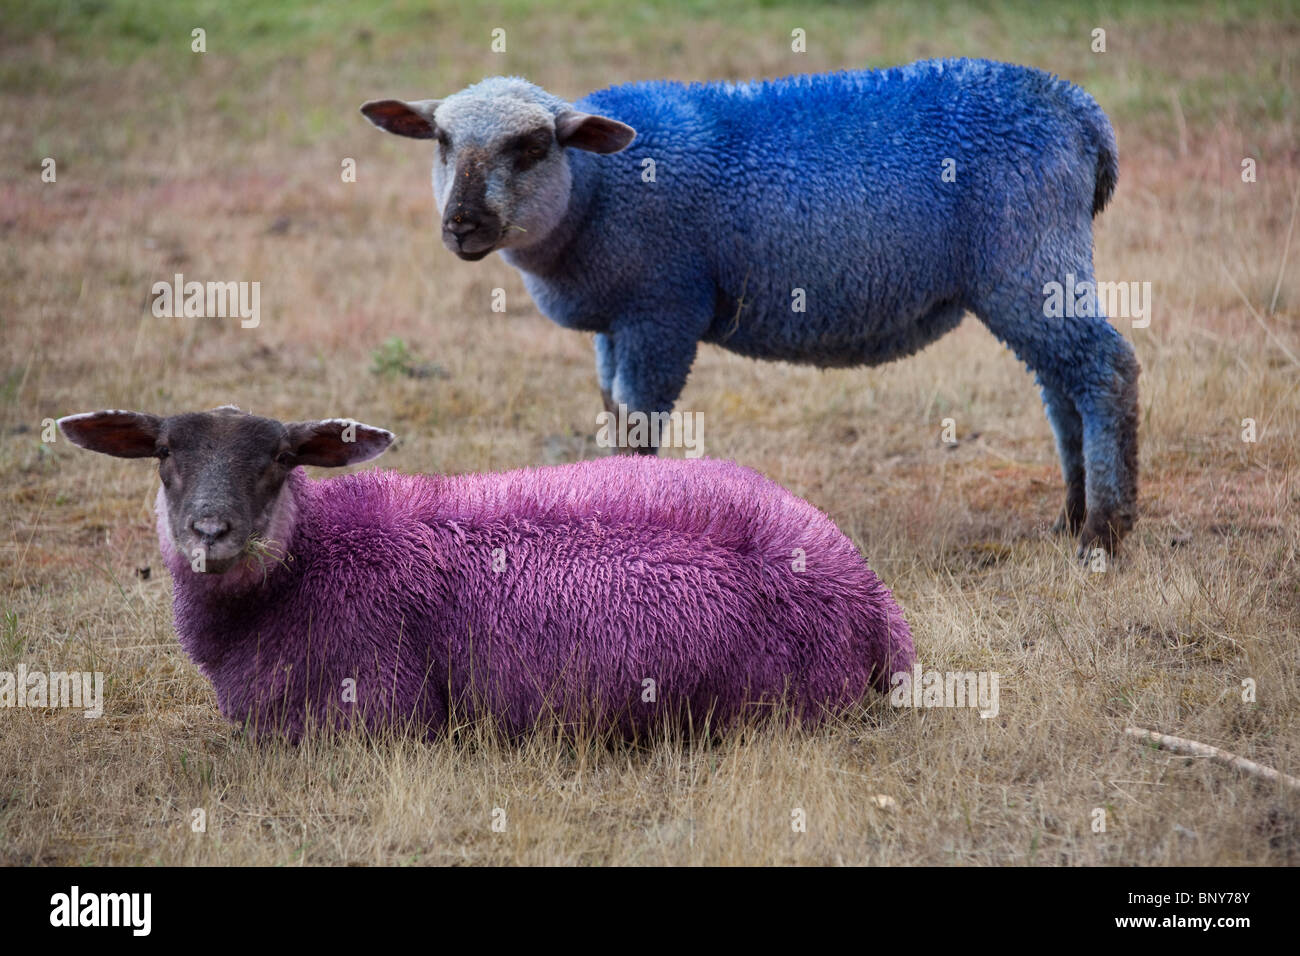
(1, 0, 1298, 865)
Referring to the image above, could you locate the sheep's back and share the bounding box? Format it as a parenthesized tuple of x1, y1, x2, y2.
(322, 457, 912, 733)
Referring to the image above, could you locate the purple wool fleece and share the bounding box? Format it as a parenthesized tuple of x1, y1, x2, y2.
(158, 455, 913, 740)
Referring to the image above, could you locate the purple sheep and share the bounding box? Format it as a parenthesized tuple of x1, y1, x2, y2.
(58, 406, 913, 741)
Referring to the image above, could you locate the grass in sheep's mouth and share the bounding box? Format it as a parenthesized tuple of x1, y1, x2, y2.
(241, 534, 293, 582)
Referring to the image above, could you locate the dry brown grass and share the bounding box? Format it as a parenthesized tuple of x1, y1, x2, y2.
(1, 1, 1298, 865)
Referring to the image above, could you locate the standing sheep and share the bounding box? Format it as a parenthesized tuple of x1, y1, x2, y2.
(58, 406, 913, 741)
(361, 58, 1139, 556)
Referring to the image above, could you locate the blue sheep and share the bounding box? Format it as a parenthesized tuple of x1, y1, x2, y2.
(361, 58, 1138, 555)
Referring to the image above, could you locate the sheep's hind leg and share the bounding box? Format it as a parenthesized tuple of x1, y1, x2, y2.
(594, 332, 618, 417)
(1041, 383, 1087, 536)
(1073, 340, 1140, 557)
(973, 283, 1139, 557)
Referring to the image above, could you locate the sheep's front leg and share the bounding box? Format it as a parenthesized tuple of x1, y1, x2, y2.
(602, 315, 702, 455)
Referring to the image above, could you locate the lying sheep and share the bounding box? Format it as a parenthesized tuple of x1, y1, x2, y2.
(361, 58, 1139, 555)
(58, 406, 913, 741)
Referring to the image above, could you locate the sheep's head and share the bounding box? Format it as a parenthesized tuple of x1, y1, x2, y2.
(58, 407, 393, 575)
(360, 76, 635, 261)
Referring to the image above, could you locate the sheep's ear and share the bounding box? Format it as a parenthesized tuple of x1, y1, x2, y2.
(359, 99, 442, 139)
(283, 419, 394, 468)
(555, 111, 636, 153)
(58, 410, 163, 458)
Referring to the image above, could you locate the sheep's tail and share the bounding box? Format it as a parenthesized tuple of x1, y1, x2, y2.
(1090, 114, 1119, 216)
(1073, 87, 1119, 217)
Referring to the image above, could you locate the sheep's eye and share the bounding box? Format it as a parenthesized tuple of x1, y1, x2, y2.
(276, 452, 294, 466)
(156, 446, 170, 460)
(511, 135, 550, 170)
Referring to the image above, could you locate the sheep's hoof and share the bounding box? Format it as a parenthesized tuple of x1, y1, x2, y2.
(1051, 507, 1084, 536)
(1075, 510, 1134, 560)
(1052, 487, 1087, 536)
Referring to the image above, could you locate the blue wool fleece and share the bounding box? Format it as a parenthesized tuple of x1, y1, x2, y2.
(500, 57, 1139, 550)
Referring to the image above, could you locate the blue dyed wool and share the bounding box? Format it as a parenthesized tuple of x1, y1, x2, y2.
(500, 59, 1138, 551)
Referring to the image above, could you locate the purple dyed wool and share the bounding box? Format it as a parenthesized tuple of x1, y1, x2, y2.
(159, 455, 913, 740)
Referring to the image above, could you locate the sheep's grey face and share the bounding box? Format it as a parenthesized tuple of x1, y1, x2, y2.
(430, 94, 573, 261)
(58, 408, 393, 575)
(149, 411, 297, 573)
(361, 79, 636, 262)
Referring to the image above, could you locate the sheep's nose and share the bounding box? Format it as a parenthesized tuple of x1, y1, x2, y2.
(191, 516, 231, 542)
(444, 215, 481, 237)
